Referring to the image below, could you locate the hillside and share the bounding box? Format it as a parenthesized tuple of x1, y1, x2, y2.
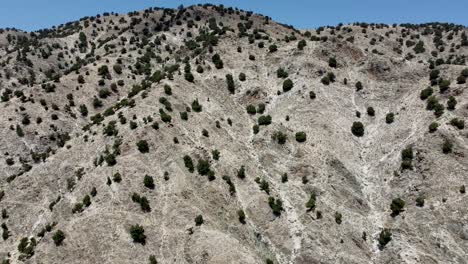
(0, 4, 467, 264)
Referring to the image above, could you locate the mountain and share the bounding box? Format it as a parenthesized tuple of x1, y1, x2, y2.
(0, 4, 467, 264)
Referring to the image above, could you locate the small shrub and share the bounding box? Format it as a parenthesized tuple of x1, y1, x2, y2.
(246, 105, 256, 115)
(390, 198, 405, 216)
(129, 225, 146, 244)
(282, 79, 294, 92)
(450, 118, 464, 129)
(429, 122, 439, 133)
(52, 230, 65, 246)
(378, 229, 392, 250)
(268, 197, 283, 216)
(258, 115, 272, 126)
(367, 107, 375, 116)
(144, 175, 155, 189)
(237, 165, 246, 179)
(420, 87, 433, 100)
(194, 215, 204, 226)
(237, 209, 246, 224)
(183, 155, 194, 173)
(191, 99, 202, 112)
(295, 132, 307, 142)
(442, 139, 453, 154)
(351, 122, 365, 137)
(197, 159, 210, 176)
(328, 57, 337, 68)
(355, 81, 363, 91)
(136, 140, 149, 153)
(385, 113, 395, 124)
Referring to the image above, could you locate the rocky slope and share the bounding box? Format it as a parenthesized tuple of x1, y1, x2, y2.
(0, 4, 467, 264)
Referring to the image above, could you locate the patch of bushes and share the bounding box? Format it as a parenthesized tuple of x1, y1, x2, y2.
(351, 122, 365, 137)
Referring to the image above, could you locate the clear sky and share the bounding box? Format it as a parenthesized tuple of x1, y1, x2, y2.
(1, 0, 467, 31)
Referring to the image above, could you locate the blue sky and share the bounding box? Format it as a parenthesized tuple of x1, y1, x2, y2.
(1, 0, 467, 31)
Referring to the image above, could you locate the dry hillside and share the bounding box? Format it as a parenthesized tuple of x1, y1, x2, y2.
(0, 4, 467, 264)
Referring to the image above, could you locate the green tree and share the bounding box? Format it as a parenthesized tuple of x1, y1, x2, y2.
(282, 79, 294, 92)
(378, 229, 392, 250)
(130, 225, 146, 244)
(390, 198, 405, 216)
(295, 132, 307, 142)
(226, 74, 235, 94)
(351, 122, 365, 137)
(136, 140, 149, 153)
(52, 230, 65, 246)
(386, 113, 395, 124)
(195, 215, 204, 226)
(144, 175, 155, 189)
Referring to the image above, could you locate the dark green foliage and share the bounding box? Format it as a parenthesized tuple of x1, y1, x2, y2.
(281, 173, 288, 183)
(18, 237, 36, 258)
(401, 146, 413, 170)
(413, 40, 425, 54)
(52, 230, 65, 246)
(269, 44, 278, 53)
(335, 212, 342, 224)
(295, 131, 307, 142)
(258, 179, 270, 194)
(222, 175, 236, 195)
(183, 155, 194, 173)
(282, 79, 294, 92)
(309, 91, 316, 99)
(113, 64, 122, 74)
(420, 87, 433, 100)
(212, 53, 224, 69)
(82, 195, 91, 207)
(149, 255, 158, 264)
(79, 104, 88, 117)
(276, 68, 288, 78)
(378, 229, 392, 250)
(113, 172, 122, 183)
(164, 85, 172, 95)
(450, 118, 465, 129)
(257, 103, 266, 114)
(390, 198, 405, 216)
(355, 81, 363, 91)
(321, 76, 330, 85)
(197, 159, 210, 176)
(367, 107, 375, 116)
(253, 124, 259, 134)
(439, 79, 450, 93)
(246, 105, 256, 115)
(268, 197, 283, 216)
(226, 74, 235, 94)
(306, 193, 316, 211)
(386, 113, 395, 124)
(132, 193, 151, 212)
(144, 175, 155, 189)
(328, 57, 337, 68)
(184, 72, 194, 82)
(191, 99, 202, 112)
(297, 39, 307, 50)
(273, 131, 287, 144)
(237, 165, 246, 179)
(136, 140, 149, 153)
(447, 96, 457, 110)
(180, 111, 188, 120)
(351, 122, 365, 137)
(239, 72, 246, 81)
(237, 209, 246, 224)
(258, 115, 272, 126)
(202, 129, 209, 137)
(429, 122, 439, 133)
(130, 225, 146, 244)
(212, 150, 220, 161)
(195, 215, 204, 226)
(416, 196, 425, 207)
